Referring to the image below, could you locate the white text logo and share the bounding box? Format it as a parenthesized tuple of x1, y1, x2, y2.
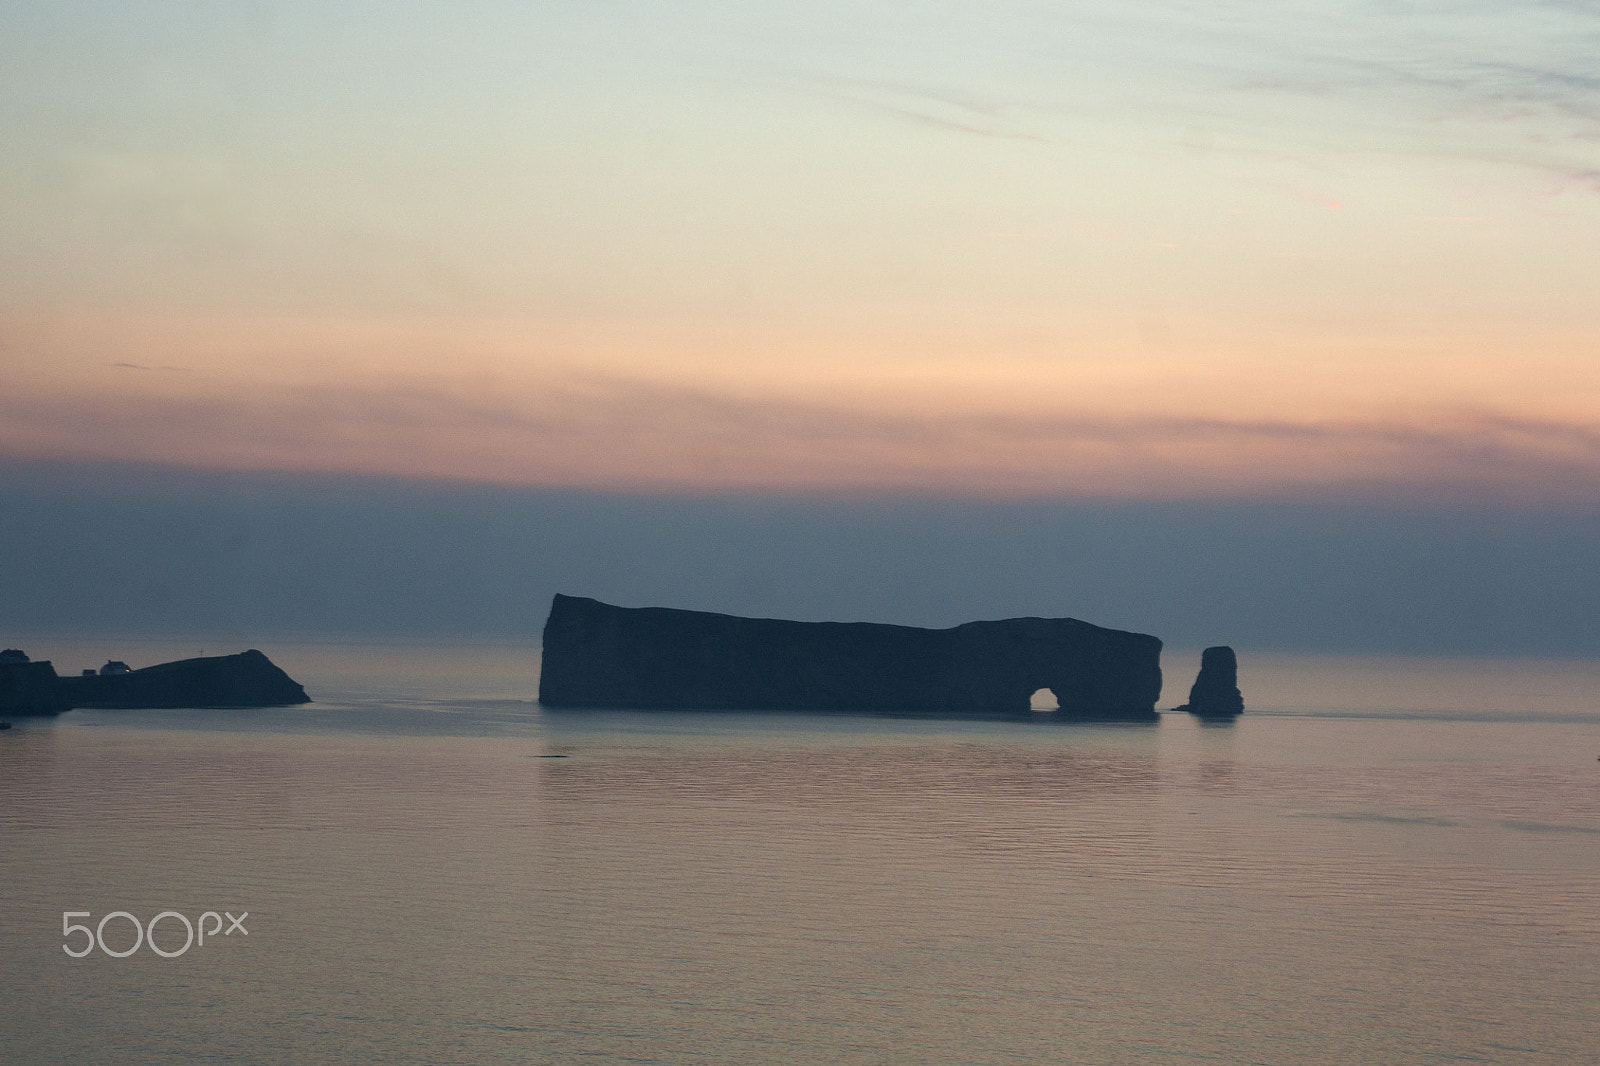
(62, 910, 249, 957)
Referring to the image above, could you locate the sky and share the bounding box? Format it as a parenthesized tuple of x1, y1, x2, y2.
(2, 2, 1598, 652)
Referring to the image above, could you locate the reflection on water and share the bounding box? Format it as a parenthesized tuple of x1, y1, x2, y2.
(2, 644, 1599, 1064)
(537, 739, 1161, 805)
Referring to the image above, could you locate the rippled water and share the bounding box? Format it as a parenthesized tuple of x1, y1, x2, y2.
(3, 644, 1599, 1064)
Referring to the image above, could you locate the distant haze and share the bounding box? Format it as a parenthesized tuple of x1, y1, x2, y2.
(3, 459, 1596, 658)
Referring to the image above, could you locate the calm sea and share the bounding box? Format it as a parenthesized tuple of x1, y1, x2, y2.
(3, 641, 1599, 1065)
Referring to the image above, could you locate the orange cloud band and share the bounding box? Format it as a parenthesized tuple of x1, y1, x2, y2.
(4, 375, 1598, 504)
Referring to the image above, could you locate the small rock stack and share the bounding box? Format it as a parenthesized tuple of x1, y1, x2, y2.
(1176, 646, 1244, 717)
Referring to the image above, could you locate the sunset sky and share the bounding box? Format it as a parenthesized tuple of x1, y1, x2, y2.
(4, 3, 1600, 654)
(4, 0, 1597, 500)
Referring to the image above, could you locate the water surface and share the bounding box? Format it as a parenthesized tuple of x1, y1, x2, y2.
(3, 644, 1598, 1064)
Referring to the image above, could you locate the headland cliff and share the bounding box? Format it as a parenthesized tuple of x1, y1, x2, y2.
(60, 650, 310, 709)
(2, 650, 309, 714)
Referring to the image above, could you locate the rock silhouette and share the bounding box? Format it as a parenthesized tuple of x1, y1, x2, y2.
(539, 594, 1163, 719)
(1175, 646, 1244, 717)
(0, 658, 70, 716)
(1, 649, 309, 713)
(57, 649, 310, 709)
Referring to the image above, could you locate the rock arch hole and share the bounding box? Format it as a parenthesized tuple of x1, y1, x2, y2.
(1029, 687, 1059, 711)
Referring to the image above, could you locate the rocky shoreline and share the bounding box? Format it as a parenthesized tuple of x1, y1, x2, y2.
(0, 649, 310, 715)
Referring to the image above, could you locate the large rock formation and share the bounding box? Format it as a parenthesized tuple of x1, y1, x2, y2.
(56, 650, 311, 709)
(1175, 646, 1244, 717)
(0, 658, 71, 716)
(539, 594, 1163, 719)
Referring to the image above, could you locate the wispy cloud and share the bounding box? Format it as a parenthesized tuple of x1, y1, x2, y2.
(761, 68, 1050, 142)
(1156, 0, 1600, 184)
(758, 1, 1600, 187)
